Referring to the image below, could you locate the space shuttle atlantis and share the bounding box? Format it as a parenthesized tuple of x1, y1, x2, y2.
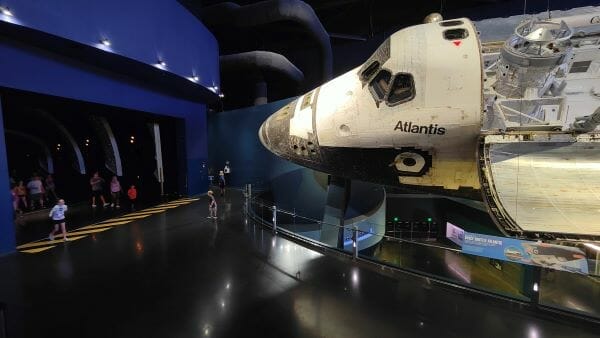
(260, 13, 600, 240)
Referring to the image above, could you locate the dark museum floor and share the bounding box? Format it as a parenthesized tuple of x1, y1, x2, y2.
(0, 191, 598, 338)
(13, 196, 170, 245)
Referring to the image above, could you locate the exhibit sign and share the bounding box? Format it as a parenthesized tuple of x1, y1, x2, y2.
(446, 222, 465, 247)
(461, 232, 589, 274)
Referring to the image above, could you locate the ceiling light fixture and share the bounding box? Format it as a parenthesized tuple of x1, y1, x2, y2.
(0, 6, 13, 16)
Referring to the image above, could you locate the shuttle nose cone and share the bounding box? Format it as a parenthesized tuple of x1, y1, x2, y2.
(258, 120, 269, 149)
(258, 101, 295, 158)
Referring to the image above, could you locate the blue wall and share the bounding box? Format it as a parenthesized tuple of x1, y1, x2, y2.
(0, 39, 207, 118)
(0, 0, 218, 254)
(208, 98, 300, 188)
(0, 98, 16, 255)
(0, 0, 219, 89)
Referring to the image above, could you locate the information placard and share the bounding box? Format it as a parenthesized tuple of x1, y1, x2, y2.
(461, 232, 588, 274)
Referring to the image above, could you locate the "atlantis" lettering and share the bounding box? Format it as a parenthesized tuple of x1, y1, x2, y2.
(394, 121, 446, 135)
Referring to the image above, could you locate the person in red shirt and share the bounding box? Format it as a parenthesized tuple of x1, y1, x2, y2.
(127, 185, 137, 211)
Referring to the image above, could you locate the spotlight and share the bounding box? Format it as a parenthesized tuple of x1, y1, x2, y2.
(218, 92, 225, 98)
(157, 59, 167, 67)
(192, 75, 199, 82)
(0, 6, 13, 16)
(130, 135, 135, 140)
(100, 37, 111, 46)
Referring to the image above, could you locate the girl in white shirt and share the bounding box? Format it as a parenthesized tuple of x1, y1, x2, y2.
(48, 199, 68, 241)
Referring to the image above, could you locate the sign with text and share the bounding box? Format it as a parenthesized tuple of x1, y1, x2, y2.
(445, 222, 465, 247)
(461, 232, 588, 274)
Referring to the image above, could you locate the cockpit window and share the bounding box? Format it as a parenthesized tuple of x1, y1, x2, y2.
(358, 38, 390, 85)
(387, 73, 415, 105)
(440, 20, 464, 27)
(444, 28, 468, 40)
(360, 61, 380, 82)
(369, 70, 392, 100)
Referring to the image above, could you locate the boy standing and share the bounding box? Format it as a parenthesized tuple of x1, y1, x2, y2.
(207, 190, 217, 219)
(127, 185, 138, 211)
(48, 199, 68, 241)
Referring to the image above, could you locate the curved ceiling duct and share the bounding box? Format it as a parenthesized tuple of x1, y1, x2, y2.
(220, 51, 304, 105)
(202, 0, 332, 82)
(5, 129, 54, 174)
(36, 109, 86, 175)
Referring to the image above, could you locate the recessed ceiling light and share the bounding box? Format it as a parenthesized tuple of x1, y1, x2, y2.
(1, 6, 13, 17)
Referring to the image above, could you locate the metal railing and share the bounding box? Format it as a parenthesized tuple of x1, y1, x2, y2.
(242, 183, 600, 322)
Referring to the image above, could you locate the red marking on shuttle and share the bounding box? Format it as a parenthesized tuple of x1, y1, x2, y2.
(453, 40, 461, 46)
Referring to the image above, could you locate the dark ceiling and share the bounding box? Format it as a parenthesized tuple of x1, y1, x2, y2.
(180, 0, 597, 109)
(192, 0, 452, 39)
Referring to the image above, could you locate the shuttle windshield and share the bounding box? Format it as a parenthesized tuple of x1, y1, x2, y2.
(369, 69, 392, 100)
(387, 73, 415, 105)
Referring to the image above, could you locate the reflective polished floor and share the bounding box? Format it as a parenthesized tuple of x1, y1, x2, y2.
(0, 191, 598, 337)
(14, 196, 164, 245)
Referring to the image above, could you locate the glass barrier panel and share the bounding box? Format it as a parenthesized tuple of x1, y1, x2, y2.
(247, 191, 600, 306)
(357, 221, 530, 301)
(539, 268, 600, 319)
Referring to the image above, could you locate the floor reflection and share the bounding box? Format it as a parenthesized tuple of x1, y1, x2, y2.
(0, 190, 598, 338)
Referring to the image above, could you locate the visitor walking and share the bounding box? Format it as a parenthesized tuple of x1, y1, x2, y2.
(207, 190, 217, 219)
(127, 185, 138, 211)
(11, 185, 19, 214)
(110, 176, 122, 208)
(15, 181, 27, 210)
(218, 170, 226, 196)
(223, 161, 231, 185)
(48, 199, 68, 241)
(27, 174, 45, 210)
(90, 172, 109, 208)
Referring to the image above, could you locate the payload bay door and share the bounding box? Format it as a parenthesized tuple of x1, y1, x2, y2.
(480, 133, 600, 238)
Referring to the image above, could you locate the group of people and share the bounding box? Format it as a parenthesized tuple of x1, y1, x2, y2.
(11, 164, 230, 239)
(45, 171, 140, 243)
(89, 172, 138, 210)
(44, 170, 138, 242)
(10, 173, 57, 213)
(9, 171, 139, 214)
